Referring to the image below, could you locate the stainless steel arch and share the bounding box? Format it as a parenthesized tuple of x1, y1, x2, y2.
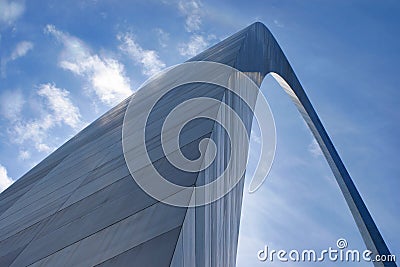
(0, 21, 394, 267)
(244, 22, 395, 267)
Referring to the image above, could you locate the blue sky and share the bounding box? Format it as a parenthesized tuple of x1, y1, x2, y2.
(0, 0, 398, 266)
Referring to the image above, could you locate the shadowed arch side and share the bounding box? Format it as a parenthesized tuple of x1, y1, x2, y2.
(240, 22, 395, 267)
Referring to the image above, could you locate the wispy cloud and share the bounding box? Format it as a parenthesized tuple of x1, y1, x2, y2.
(4, 83, 83, 153)
(175, 0, 216, 58)
(308, 138, 323, 157)
(18, 150, 30, 160)
(273, 19, 284, 28)
(1, 41, 33, 77)
(0, 89, 24, 121)
(37, 83, 82, 129)
(237, 170, 341, 267)
(154, 28, 169, 48)
(0, 164, 13, 192)
(118, 32, 166, 77)
(178, 0, 203, 33)
(45, 24, 132, 106)
(10, 41, 33, 60)
(0, 0, 25, 26)
(178, 34, 214, 57)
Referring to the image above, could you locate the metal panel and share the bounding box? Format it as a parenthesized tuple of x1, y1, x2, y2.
(96, 227, 181, 267)
(13, 200, 187, 267)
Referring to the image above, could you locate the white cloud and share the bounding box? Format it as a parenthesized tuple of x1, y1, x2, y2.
(154, 28, 169, 48)
(178, 34, 210, 57)
(175, 0, 217, 59)
(10, 41, 33, 60)
(308, 138, 323, 157)
(0, 90, 24, 121)
(273, 19, 284, 28)
(18, 150, 30, 160)
(37, 83, 82, 129)
(7, 83, 83, 153)
(0, 164, 13, 192)
(1, 41, 33, 77)
(118, 33, 166, 77)
(0, 0, 24, 26)
(45, 24, 132, 106)
(178, 0, 203, 32)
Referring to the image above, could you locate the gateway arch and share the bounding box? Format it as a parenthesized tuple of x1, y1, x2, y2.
(0, 22, 395, 267)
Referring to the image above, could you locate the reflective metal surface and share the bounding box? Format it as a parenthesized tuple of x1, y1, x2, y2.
(0, 22, 393, 267)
